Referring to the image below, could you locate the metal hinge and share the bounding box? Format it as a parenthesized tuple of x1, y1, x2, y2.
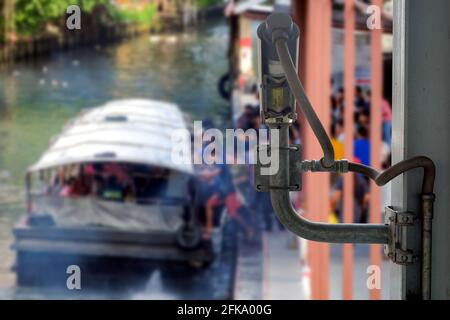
(390, 249, 415, 265)
(384, 207, 418, 265)
(300, 159, 349, 174)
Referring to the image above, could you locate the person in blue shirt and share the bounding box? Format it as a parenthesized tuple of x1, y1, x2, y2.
(354, 125, 371, 166)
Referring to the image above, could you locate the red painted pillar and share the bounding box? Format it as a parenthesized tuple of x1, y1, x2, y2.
(343, 0, 356, 300)
(369, 0, 383, 301)
(293, 0, 333, 300)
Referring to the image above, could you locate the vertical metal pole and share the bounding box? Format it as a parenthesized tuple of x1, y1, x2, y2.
(390, 0, 407, 300)
(369, 0, 383, 301)
(392, 0, 450, 300)
(343, 0, 355, 301)
(302, 0, 332, 300)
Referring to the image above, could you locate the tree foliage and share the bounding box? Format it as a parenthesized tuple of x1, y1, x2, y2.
(11, 0, 156, 36)
(109, 3, 157, 25)
(195, 0, 223, 9)
(14, 0, 110, 35)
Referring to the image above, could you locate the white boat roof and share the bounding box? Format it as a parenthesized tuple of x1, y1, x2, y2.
(234, 1, 272, 15)
(29, 99, 193, 174)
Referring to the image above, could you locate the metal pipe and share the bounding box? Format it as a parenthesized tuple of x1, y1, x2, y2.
(348, 157, 435, 194)
(269, 124, 389, 244)
(349, 158, 436, 300)
(275, 39, 335, 168)
(421, 194, 435, 300)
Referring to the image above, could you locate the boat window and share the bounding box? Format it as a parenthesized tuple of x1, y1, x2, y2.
(104, 115, 128, 122)
(94, 152, 117, 159)
(32, 162, 187, 206)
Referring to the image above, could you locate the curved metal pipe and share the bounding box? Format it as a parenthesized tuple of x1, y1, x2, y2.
(270, 189, 390, 244)
(348, 157, 435, 194)
(348, 158, 436, 300)
(269, 124, 389, 244)
(275, 39, 335, 168)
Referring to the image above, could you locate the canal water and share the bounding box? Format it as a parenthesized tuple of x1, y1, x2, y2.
(0, 18, 230, 297)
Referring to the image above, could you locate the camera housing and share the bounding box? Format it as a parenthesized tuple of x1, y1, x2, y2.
(257, 13, 300, 124)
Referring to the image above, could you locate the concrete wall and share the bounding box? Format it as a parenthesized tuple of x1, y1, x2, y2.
(392, 0, 450, 299)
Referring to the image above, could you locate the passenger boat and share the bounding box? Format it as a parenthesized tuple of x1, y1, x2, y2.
(13, 99, 236, 289)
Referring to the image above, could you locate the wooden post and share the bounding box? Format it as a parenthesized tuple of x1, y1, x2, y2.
(369, 0, 383, 301)
(343, 0, 356, 300)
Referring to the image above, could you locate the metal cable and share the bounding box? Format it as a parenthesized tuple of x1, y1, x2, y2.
(348, 156, 436, 194)
(275, 38, 335, 168)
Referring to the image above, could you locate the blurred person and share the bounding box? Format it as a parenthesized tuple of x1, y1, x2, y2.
(356, 109, 371, 129)
(354, 125, 371, 166)
(59, 165, 89, 197)
(363, 88, 371, 112)
(250, 107, 262, 130)
(331, 87, 344, 125)
(89, 164, 105, 198)
(331, 120, 345, 160)
(237, 104, 258, 131)
(330, 170, 370, 223)
(363, 89, 393, 145)
(229, 152, 254, 208)
(60, 178, 76, 197)
(152, 168, 170, 195)
(103, 163, 129, 186)
(217, 154, 255, 241)
(355, 86, 366, 112)
(101, 175, 124, 202)
(50, 167, 66, 195)
(362, 90, 393, 145)
(198, 149, 254, 240)
(253, 189, 281, 232)
(381, 97, 393, 145)
(70, 166, 90, 196)
(224, 190, 255, 241)
(195, 157, 222, 227)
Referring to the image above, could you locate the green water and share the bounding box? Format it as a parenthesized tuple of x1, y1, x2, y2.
(0, 18, 230, 293)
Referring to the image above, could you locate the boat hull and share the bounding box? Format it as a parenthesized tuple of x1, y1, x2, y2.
(13, 218, 216, 290)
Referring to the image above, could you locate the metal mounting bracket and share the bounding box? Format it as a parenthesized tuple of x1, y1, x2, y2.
(300, 159, 349, 173)
(255, 144, 302, 192)
(384, 206, 417, 265)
